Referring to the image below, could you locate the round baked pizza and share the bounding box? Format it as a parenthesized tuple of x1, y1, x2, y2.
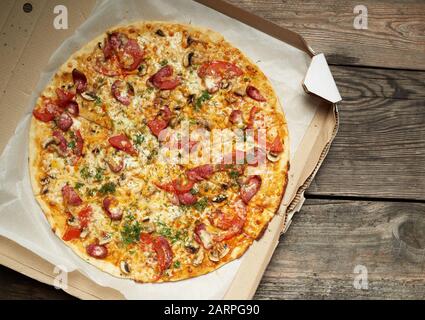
(29, 22, 289, 282)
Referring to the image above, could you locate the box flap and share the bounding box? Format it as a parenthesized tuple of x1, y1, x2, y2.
(303, 53, 342, 104)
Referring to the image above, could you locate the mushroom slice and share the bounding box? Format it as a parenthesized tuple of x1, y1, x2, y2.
(267, 151, 280, 162)
(192, 249, 204, 266)
(212, 194, 227, 203)
(137, 64, 147, 76)
(183, 52, 194, 68)
(187, 94, 196, 106)
(80, 228, 89, 239)
(220, 79, 232, 90)
(120, 260, 131, 274)
(40, 176, 50, 186)
(185, 238, 200, 254)
(42, 137, 57, 149)
(208, 243, 230, 262)
(80, 91, 98, 101)
(155, 29, 165, 37)
(196, 119, 212, 131)
(142, 221, 156, 234)
(99, 233, 113, 245)
(182, 34, 195, 48)
(159, 90, 171, 99)
(67, 215, 80, 227)
(233, 85, 246, 97)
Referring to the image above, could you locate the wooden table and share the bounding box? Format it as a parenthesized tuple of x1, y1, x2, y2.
(1, 0, 424, 299)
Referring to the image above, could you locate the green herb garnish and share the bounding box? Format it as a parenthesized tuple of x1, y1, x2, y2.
(121, 221, 141, 245)
(159, 59, 168, 66)
(94, 167, 104, 182)
(229, 170, 240, 179)
(194, 90, 211, 111)
(173, 261, 181, 268)
(86, 188, 97, 197)
(98, 182, 116, 195)
(193, 197, 208, 212)
(156, 221, 184, 243)
(80, 166, 92, 179)
(134, 133, 144, 146)
(67, 140, 76, 149)
(95, 96, 102, 106)
(74, 182, 84, 189)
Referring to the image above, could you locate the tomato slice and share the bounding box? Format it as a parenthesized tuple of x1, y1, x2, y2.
(187, 164, 214, 181)
(78, 206, 92, 228)
(198, 60, 243, 79)
(140, 233, 154, 245)
(62, 227, 81, 241)
(154, 181, 176, 193)
(147, 106, 172, 137)
(172, 179, 194, 194)
(33, 99, 62, 122)
(240, 175, 262, 204)
(153, 236, 173, 272)
(268, 135, 284, 154)
(214, 199, 247, 241)
(108, 134, 138, 156)
(246, 106, 259, 129)
(55, 88, 76, 108)
(147, 118, 168, 137)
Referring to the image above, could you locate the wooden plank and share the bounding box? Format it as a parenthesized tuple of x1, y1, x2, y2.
(0, 265, 75, 300)
(226, 0, 425, 70)
(331, 65, 425, 101)
(306, 66, 425, 200)
(255, 198, 425, 299)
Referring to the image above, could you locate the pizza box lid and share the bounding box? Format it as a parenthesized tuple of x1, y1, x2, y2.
(0, 0, 340, 299)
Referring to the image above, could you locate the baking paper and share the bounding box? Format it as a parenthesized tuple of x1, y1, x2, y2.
(0, 0, 317, 299)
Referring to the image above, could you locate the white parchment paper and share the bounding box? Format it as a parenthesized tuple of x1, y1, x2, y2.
(0, 0, 318, 299)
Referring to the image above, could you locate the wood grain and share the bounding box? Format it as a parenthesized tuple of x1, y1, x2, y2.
(226, 0, 425, 70)
(0, 265, 75, 300)
(331, 65, 425, 101)
(255, 198, 425, 299)
(307, 67, 425, 200)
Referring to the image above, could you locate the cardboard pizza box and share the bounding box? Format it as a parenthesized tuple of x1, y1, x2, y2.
(0, 0, 340, 299)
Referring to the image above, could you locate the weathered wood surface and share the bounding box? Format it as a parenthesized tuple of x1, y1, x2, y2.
(227, 0, 425, 70)
(307, 66, 425, 200)
(255, 199, 425, 299)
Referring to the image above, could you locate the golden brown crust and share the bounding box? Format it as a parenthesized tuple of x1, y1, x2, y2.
(29, 21, 289, 283)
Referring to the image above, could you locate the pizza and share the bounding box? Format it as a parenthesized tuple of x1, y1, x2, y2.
(29, 22, 289, 282)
